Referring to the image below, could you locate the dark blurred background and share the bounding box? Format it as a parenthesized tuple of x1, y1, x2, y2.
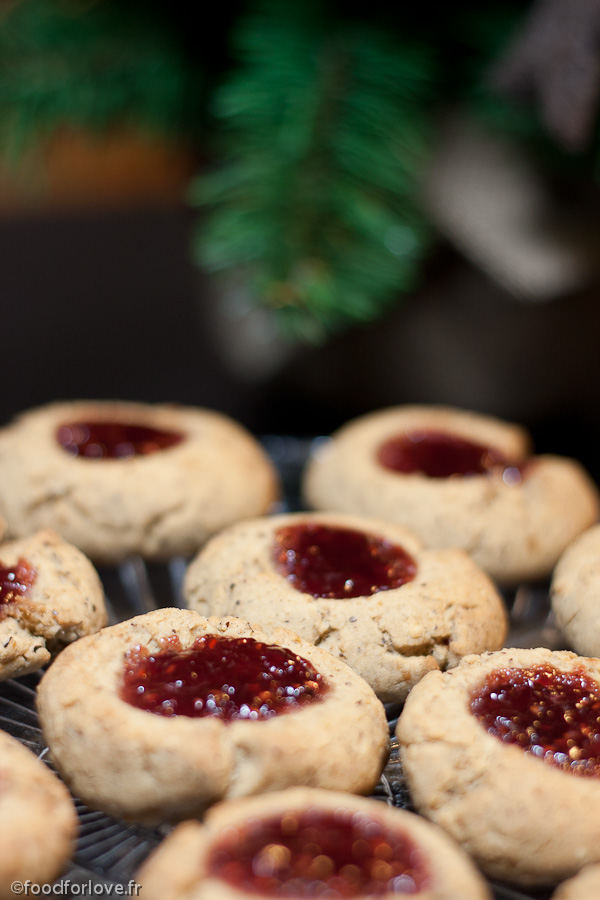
(2, 0, 600, 478)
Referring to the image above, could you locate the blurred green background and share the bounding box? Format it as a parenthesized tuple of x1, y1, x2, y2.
(1, 0, 600, 476)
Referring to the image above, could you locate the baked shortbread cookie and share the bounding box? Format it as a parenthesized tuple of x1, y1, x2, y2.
(0, 400, 279, 563)
(136, 787, 492, 900)
(184, 512, 507, 703)
(397, 647, 600, 886)
(551, 863, 600, 899)
(0, 729, 77, 898)
(302, 405, 599, 585)
(550, 524, 600, 658)
(0, 528, 106, 680)
(37, 608, 389, 825)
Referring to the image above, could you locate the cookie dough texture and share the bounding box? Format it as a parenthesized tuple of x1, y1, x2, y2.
(551, 524, 600, 657)
(0, 528, 106, 680)
(136, 788, 492, 900)
(551, 863, 600, 899)
(303, 406, 599, 584)
(0, 729, 77, 898)
(37, 608, 389, 825)
(0, 400, 279, 563)
(184, 512, 507, 704)
(397, 647, 600, 886)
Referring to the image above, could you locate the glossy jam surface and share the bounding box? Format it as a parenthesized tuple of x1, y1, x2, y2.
(120, 635, 328, 720)
(471, 665, 600, 777)
(377, 429, 522, 482)
(273, 523, 417, 599)
(207, 806, 430, 896)
(56, 420, 184, 459)
(0, 559, 36, 611)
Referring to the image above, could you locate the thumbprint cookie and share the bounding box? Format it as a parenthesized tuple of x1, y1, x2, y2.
(0, 400, 279, 563)
(397, 647, 600, 886)
(136, 787, 493, 900)
(551, 524, 600, 658)
(0, 729, 77, 897)
(550, 863, 600, 899)
(302, 405, 599, 584)
(184, 512, 507, 703)
(37, 608, 388, 825)
(0, 528, 106, 680)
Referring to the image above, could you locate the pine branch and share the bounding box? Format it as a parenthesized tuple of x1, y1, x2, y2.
(0, 0, 202, 160)
(190, 0, 435, 342)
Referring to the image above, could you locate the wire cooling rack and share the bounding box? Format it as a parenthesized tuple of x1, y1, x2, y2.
(0, 436, 563, 900)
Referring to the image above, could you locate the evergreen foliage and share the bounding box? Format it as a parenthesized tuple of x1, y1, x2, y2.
(189, 2, 436, 341)
(0, 0, 201, 160)
(0, 0, 597, 340)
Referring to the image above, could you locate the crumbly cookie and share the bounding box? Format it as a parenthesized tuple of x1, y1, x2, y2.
(302, 405, 599, 585)
(37, 608, 389, 825)
(184, 512, 507, 704)
(551, 863, 600, 899)
(0, 528, 106, 680)
(0, 729, 77, 897)
(397, 647, 600, 886)
(550, 524, 600, 658)
(136, 787, 492, 900)
(0, 400, 279, 563)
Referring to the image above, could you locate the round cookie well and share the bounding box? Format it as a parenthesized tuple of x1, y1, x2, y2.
(1, 437, 562, 900)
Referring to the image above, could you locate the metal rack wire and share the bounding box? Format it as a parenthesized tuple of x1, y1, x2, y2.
(0, 436, 560, 899)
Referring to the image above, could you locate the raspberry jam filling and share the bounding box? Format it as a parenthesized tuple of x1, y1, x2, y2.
(471, 664, 600, 777)
(273, 523, 417, 599)
(56, 421, 184, 459)
(377, 429, 522, 482)
(120, 635, 328, 720)
(207, 806, 430, 896)
(0, 559, 36, 613)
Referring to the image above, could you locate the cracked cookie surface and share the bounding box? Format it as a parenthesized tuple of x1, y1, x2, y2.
(397, 647, 600, 887)
(136, 787, 493, 900)
(0, 400, 279, 563)
(0, 528, 106, 680)
(550, 524, 600, 658)
(302, 405, 599, 585)
(184, 512, 507, 703)
(37, 608, 389, 825)
(0, 729, 77, 898)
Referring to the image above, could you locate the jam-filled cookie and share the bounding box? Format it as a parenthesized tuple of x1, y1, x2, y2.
(184, 512, 507, 703)
(550, 524, 600, 658)
(37, 608, 388, 825)
(136, 787, 492, 900)
(551, 863, 600, 899)
(397, 647, 600, 886)
(0, 400, 279, 563)
(0, 528, 106, 681)
(302, 405, 599, 585)
(0, 729, 77, 897)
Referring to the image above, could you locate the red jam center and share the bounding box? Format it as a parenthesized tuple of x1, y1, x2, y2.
(120, 635, 328, 720)
(207, 807, 430, 896)
(272, 523, 417, 599)
(377, 429, 522, 481)
(471, 665, 600, 777)
(56, 421, 184, 459)
(0, 558, 36, 611)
